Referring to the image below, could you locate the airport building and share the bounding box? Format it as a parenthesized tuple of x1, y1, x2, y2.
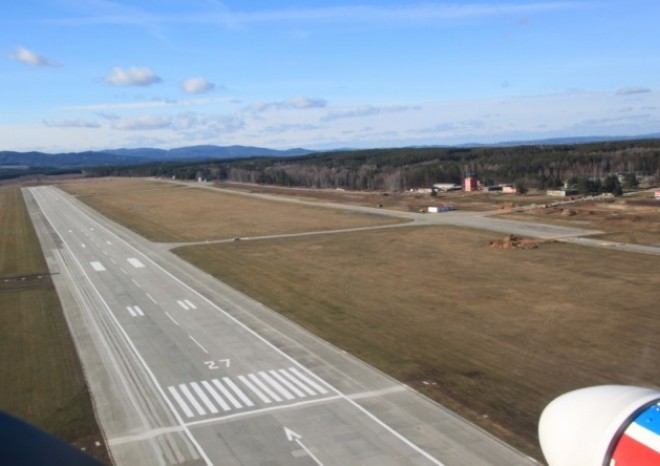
(464, 175, 478, 192)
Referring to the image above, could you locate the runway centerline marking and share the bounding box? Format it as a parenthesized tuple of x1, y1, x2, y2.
(146, 293, 158, 304)
(189, 335, 209, 354)
(165, 312, 179, 326)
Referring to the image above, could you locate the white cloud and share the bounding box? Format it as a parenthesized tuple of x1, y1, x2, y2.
(105, 66, 161, 86)
(62, 96, 231, 111)
(322, 104, 420, 121)
(249, 96, 327, 112)
(8, 46, 59, 67)
(42, 119, 100, 128)
(181, 77, 216, 94)
(109, 112, 245, 135)
(112, 114, 172, 130)
(616, 86, 651, 96)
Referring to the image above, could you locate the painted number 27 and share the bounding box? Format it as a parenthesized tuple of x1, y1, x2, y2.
(204, 359, 231, 370)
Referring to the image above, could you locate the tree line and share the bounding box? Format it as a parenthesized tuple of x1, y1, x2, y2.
(84, 139, 660, 192)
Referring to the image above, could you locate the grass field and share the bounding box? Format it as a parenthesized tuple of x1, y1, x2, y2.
(174, 226, 660, 459)
(55, 177, 660, 460)
(60, 178, 401, 242)
(0, 188, 109, 463)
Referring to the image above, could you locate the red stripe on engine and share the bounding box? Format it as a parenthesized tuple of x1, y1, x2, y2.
(612, 434, 660, 465)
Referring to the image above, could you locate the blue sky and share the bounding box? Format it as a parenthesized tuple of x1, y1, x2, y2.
(1, 1, 659, 152)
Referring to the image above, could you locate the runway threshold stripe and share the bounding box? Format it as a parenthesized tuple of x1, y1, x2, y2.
(268, 370, 306, 398)
(190, 382, 218, 414)
(258, 371, 295, 401)
(248, 374, 282, 402)
(179, 384, 206, 416)
(238, 375, 271, 404)
(127, 306, 137, 317)
(222, 378, 254, 407)
(278, 369, 317, 396)
(168, 387, 194, 418)
(212, 379, 243, 409)
(201, 381, 231, 411)
(177, 300, 190, 311)
(288, 367, 329, 394)
(134, 306, 144, 316)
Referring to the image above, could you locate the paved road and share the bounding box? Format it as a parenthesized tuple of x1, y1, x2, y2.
(25, 185, 538, 466)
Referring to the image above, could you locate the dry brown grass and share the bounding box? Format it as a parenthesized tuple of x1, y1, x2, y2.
(503, 198, 660, 245)
(59, 178, 401, 242)
(174, 227, 660, 460)
(0, 187, 109, 464)
(217, 181, 550, 212)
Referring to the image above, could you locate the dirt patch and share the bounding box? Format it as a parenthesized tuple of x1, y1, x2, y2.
(488, 234, 548, 249)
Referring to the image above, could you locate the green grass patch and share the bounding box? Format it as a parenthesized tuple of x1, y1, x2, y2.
(0, 188, 109, 463)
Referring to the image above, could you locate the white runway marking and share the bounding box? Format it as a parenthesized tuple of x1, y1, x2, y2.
(90, 261, 106, 272)
(188, 335, 209, 354)
(201, 381, 231, 412)
(146, 293, 158, 304)
(177, 300, 191, 311)
(259, 371, 295, 400)
(168, 387, 194, 418)
(131, 278, 142, 288)
(167, 369, 328, 420)
(127, 257, 145, 269)
(238, 375, 271, 404)
(179, 385, 206, 416)
(120, 268, 128, 275)
(191, 382, 219, 414)
(248, 373, 282, 402)
(106, 240, 112, 245)
(127, 306, 144, 317)
(184, 299, 197, 309)
(213, 379, 244, 409)
(165, 312, 179, 326)
(289, 367, 328, 394)
(222, 377, 254, 408)
(81, 243, 86, 248)
(102, 250, 108, 255)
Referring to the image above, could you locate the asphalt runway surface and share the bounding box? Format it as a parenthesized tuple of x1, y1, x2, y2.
(25, 186, 537, 466)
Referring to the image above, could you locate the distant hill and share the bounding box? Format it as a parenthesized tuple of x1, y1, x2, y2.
(0, 151, 151, 168)
(102, 145, 314, 161)
(0, 145, 315, 169)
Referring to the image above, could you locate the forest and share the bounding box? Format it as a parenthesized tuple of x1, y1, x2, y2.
(84, 139, 660, 192)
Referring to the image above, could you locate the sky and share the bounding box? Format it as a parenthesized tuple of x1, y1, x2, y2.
(1, 0, 659, 152)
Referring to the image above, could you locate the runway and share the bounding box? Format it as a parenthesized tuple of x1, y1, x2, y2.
(25, 185, 536, 466)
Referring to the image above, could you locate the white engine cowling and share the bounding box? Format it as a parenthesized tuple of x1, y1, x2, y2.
(539, 385, 660, 466)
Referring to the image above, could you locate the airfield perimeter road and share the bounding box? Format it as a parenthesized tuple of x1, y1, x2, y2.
(166, 181, 660, 256)
(25, 185, 538, 466)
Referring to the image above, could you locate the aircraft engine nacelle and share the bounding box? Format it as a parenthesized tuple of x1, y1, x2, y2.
(539, 385, 660, 466)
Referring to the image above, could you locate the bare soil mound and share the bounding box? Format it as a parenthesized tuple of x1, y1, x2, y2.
(488, 234, 547, 250)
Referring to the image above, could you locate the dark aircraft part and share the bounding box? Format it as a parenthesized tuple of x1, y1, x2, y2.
(0, 411, 102, 466)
